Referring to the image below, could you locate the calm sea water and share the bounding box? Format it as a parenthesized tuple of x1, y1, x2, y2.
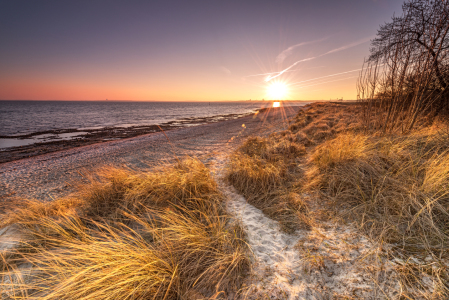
(0, 101, 305, 151)
(0, 101, 306, 149)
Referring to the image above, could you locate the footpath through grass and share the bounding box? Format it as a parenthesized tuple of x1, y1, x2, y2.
(2, 102, 448, 299)
(226, 102, 449, 299)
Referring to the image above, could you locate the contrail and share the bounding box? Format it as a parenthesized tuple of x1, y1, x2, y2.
(294, 76, 359, 89)
(264, 57, 316, 82)
(244, 69, 299, 78)
(219, 66, 231, 75)
(260, 36, 373, 82)
(290, 68, 362, 85)
(323, 36, 373, 55)
(275, 37, 329, 64)
(245, 66, 325, 78)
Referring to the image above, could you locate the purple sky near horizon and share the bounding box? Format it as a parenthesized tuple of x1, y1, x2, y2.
(0, 0, 404, 101)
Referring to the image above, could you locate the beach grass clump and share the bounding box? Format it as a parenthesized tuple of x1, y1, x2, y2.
(224, 103, 366, 232)
(226, 136, 309, 232)
(1, 159, 222, 227)
(229, 102, 449, 297)
(0, 158, 249, 299)
(286, 102, 366, 148)
(308, 129, 449, 248)
(308, 128, 449, 296)
(310, 133, 369, 169)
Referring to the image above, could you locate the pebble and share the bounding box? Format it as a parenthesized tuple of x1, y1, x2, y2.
(0, 108, 299, 201)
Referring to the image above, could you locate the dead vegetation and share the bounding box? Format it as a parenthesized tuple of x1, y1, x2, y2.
(0, 158, 249, 299)
(226, 102, 449, 299)
(225, 136, 309, 233)
(358, 0, 449, 133)
(225, 102, 367, 233)
(308, 127, 449, 298)
(2, 101, 448, 298)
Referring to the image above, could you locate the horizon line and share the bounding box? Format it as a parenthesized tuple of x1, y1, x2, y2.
(0, 99, 349, 102)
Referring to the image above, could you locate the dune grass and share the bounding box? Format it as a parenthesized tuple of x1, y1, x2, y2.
(224, 103, 364, 233)
(308, 129, 449, 297)
(225, 102, 449, 298)
(0, 158, 249, 299)
(308, 128, 449, 248)
(3, 102, 448, 298)
(225, 136, 310, 233)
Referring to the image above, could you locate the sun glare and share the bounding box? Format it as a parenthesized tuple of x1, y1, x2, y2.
(272, 101, 280, 108)
(267, 81, 288, 100)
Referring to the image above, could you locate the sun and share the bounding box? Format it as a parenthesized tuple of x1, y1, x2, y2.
(267, 81, 288, 100)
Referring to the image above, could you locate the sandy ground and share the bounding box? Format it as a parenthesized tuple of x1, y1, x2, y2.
(1, 103, 444, 299)
(209, 155, 400, 300)
(0, 106, 300, 201)
(224, 187, 398, 299)
(0, 111, 257, 163)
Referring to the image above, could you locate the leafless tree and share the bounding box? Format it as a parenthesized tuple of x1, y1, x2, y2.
(358, 0, 449, 133)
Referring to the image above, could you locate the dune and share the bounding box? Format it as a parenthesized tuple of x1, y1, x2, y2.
(1, 103, 448, 299)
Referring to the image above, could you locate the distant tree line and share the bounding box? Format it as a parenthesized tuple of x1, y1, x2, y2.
(358, 0, 449, 132)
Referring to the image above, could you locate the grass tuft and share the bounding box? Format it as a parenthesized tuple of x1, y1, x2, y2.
(227, 102, 449, 298)
(226, 135, 310, 233)
(0, 158, 249, 299)
(309, 130, 449, 251)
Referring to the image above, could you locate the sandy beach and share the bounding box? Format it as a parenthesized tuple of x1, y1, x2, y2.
(0, 109, 261, 164)
(2, 102, 448, 299)
(0, 106, 301, 201)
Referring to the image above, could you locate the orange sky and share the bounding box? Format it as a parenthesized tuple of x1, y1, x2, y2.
(0, 1, 404, 101)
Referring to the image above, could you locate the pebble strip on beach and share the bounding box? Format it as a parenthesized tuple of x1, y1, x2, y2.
(0, 106, 301, 201)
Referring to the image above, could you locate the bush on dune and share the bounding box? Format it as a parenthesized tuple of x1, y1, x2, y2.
(0, 158, 249, 299)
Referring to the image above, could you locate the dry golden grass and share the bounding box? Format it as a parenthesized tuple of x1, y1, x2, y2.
(224, 103, 364, 232)
(308, 130, 449, 250)
(304, 107, 449, 298)
(3, 102, 448, 298)
(226, 102, 449, 298)
(225, 137, 310, 233)
(0, 158, 249, 299)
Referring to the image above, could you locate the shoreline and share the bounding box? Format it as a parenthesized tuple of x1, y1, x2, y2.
(0, 109, 266, 164)
(0, 106, 302, 201)
(1, 102, 446, 298)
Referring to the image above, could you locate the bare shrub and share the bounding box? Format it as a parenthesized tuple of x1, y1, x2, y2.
(358, 0, 449, 133)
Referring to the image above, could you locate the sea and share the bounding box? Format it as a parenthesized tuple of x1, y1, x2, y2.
(0, 100, 306, 149)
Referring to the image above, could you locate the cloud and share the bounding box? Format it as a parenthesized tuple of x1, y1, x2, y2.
(275, 37, 329, 64)
(219, 66, 231, 75)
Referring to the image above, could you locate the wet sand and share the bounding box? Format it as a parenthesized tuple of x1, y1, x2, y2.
(0, 106, 301, 201)
(0, 111, 257, 163)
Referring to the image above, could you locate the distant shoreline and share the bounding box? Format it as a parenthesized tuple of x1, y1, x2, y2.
(0, 109, 266, 164)
(0, 106, 301, 201)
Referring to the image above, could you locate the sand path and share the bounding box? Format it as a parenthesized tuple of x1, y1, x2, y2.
(211, 155, 399, 299)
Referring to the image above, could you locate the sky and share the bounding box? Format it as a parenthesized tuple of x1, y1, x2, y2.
(0, 0, 404, 101)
